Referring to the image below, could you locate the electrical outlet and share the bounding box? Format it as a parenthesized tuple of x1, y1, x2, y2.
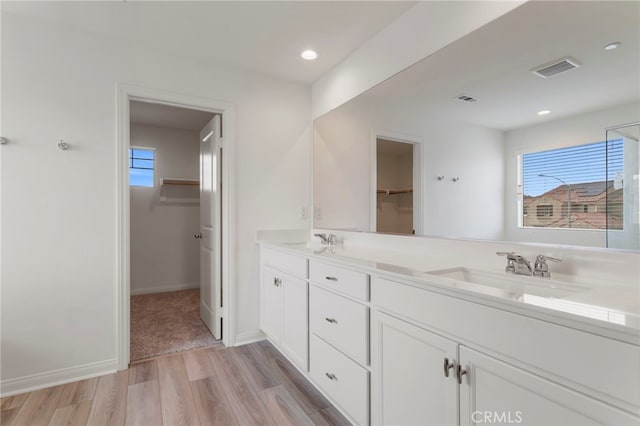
(300, 206, 308, 220)
(314, 206, 322, 220)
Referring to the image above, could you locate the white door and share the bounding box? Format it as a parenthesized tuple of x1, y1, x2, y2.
(198, 115, 222, 339)
(459, 346, 638, 426)
(260, 266, 283, 341)
(371, 310, 459, 426)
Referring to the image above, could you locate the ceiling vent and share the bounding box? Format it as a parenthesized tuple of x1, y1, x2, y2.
(531, 57, 581, 78)
(456, 94, 478, 103)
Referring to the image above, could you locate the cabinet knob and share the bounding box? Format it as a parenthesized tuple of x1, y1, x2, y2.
(325, 276, 338, 281)
(443, 357, 454, 378)
(325, 372, 337, 381)
(194, 233, 202, 239)
(456, 364, 468, 384)
(325, 317, 337, 324)
(273, 277, 282, 287)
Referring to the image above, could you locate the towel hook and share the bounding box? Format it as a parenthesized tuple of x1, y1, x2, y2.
(57, 139, 70, 150)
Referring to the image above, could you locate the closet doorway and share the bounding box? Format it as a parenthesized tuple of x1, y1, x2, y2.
(126, 100, 224, 362)
(372, 135, 423, 235)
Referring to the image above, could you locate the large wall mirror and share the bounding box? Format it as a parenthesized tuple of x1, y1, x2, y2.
(313, 1, 640, 250)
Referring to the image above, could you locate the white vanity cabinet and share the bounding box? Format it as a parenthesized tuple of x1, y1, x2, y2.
(372, 275, 640, 426)
(260, 248, 309, 371)
(259, 243, 640, 426)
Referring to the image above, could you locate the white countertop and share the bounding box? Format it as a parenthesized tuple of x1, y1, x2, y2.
(259, 240, 640, 345)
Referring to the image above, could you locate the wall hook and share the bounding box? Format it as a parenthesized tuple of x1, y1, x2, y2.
(436, 176, 445, 181)
(57, 139, 70, 150)
(0, 137, 8, 145)
(452, 177, 460, 182)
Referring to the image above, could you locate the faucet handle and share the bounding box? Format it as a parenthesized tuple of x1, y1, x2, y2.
(533, 254, 561, 278)
(497, 251, 517, 273)
(496, 251, 515, 257)
(536, 254, 562, 263)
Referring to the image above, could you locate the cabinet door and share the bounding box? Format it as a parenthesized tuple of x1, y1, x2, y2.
(260, 267, 283, 341)
(281, 274, 308, 371)
(371, 311, 459, 426)
(459, 346, 639, 426)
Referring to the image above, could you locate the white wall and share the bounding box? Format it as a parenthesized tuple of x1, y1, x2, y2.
(129, 123, 200, 295)
(314, 97, 506, 240)
(311, 1, 524, 119)
(504, 102, 640, 247)
(1, 12, 310, 393)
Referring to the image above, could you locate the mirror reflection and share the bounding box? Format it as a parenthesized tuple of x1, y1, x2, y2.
(313, 1, 640, 249)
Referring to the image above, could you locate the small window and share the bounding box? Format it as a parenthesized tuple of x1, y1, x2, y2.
(537, 205, 553, 217)
(129, 147, 155, 187)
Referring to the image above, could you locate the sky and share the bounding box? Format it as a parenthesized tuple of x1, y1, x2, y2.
(129, 148, 155, 187)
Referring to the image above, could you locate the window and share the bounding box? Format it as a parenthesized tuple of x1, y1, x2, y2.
(129, 147, 155, 187)
(520, 140, 623, 229)
(537, 204, 553, 217)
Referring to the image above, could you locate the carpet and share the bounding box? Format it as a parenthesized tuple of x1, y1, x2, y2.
(130, 288, 219, 362)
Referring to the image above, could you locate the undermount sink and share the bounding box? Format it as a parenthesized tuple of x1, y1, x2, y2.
(426, 267, 589, 299)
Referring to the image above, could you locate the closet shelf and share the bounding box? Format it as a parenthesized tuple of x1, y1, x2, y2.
(160, 178, 199, 186)
(376, 187, 413, 195)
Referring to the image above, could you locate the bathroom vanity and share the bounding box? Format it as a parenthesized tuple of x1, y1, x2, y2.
(258, 241, 640, 425)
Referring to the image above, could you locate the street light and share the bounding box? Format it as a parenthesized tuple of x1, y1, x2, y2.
(538, 173, 571, 228)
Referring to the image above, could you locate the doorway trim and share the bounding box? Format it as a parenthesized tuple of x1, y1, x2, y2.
(370, 129, 423, 235)
(116, 83, 236, 370)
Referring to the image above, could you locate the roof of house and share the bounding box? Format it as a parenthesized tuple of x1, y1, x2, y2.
(525, 181, 620, 204)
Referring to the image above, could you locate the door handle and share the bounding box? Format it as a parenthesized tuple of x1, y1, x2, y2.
(194, 233, 202, 239)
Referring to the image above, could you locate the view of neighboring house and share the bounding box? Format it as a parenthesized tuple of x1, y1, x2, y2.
(523, 181, 623, 230)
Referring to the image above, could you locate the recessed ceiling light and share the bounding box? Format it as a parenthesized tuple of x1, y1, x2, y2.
(537, 110, 551, 116)
(301, 50, 318, 60)
(604, 42, 621, 51)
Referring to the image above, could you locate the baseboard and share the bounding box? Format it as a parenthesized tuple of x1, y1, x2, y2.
(131, 282, 199, 295)
(234, 330, 266, 346)
(0, 358, 118, 397)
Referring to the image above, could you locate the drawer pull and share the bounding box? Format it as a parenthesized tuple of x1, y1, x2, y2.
(325, 276, 338, 281)
(273, 277, 282, 287)
(456, 364, 468, 384)
(325, 372, 337, 381)
(443, 357, 454, 378)
(325, 317, 337, 324)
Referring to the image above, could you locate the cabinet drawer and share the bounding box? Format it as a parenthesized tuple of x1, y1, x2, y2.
(310, 335, 369, 425)
(309, 260, 369, 301)
(310, 285, 369, 365)
(261, 247, 308, 278)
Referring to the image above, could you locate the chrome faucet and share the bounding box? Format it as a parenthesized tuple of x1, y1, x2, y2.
(497, 252, 533, 276)
(497, 252, 562, 278)
(314, 233, 337, 246)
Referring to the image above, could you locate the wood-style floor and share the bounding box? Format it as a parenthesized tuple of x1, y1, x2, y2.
(0, 341, 350, 426)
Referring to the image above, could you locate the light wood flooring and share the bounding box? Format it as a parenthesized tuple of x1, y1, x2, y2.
(0, 341, 350, 426)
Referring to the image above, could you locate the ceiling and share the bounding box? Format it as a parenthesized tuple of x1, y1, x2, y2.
(2, 1, 415, 84)
(130, 101, 215, 131)
(362, 1, 640, 131)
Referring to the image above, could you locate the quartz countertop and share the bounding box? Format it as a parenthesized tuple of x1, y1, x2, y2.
(259, 240, 640, 345)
